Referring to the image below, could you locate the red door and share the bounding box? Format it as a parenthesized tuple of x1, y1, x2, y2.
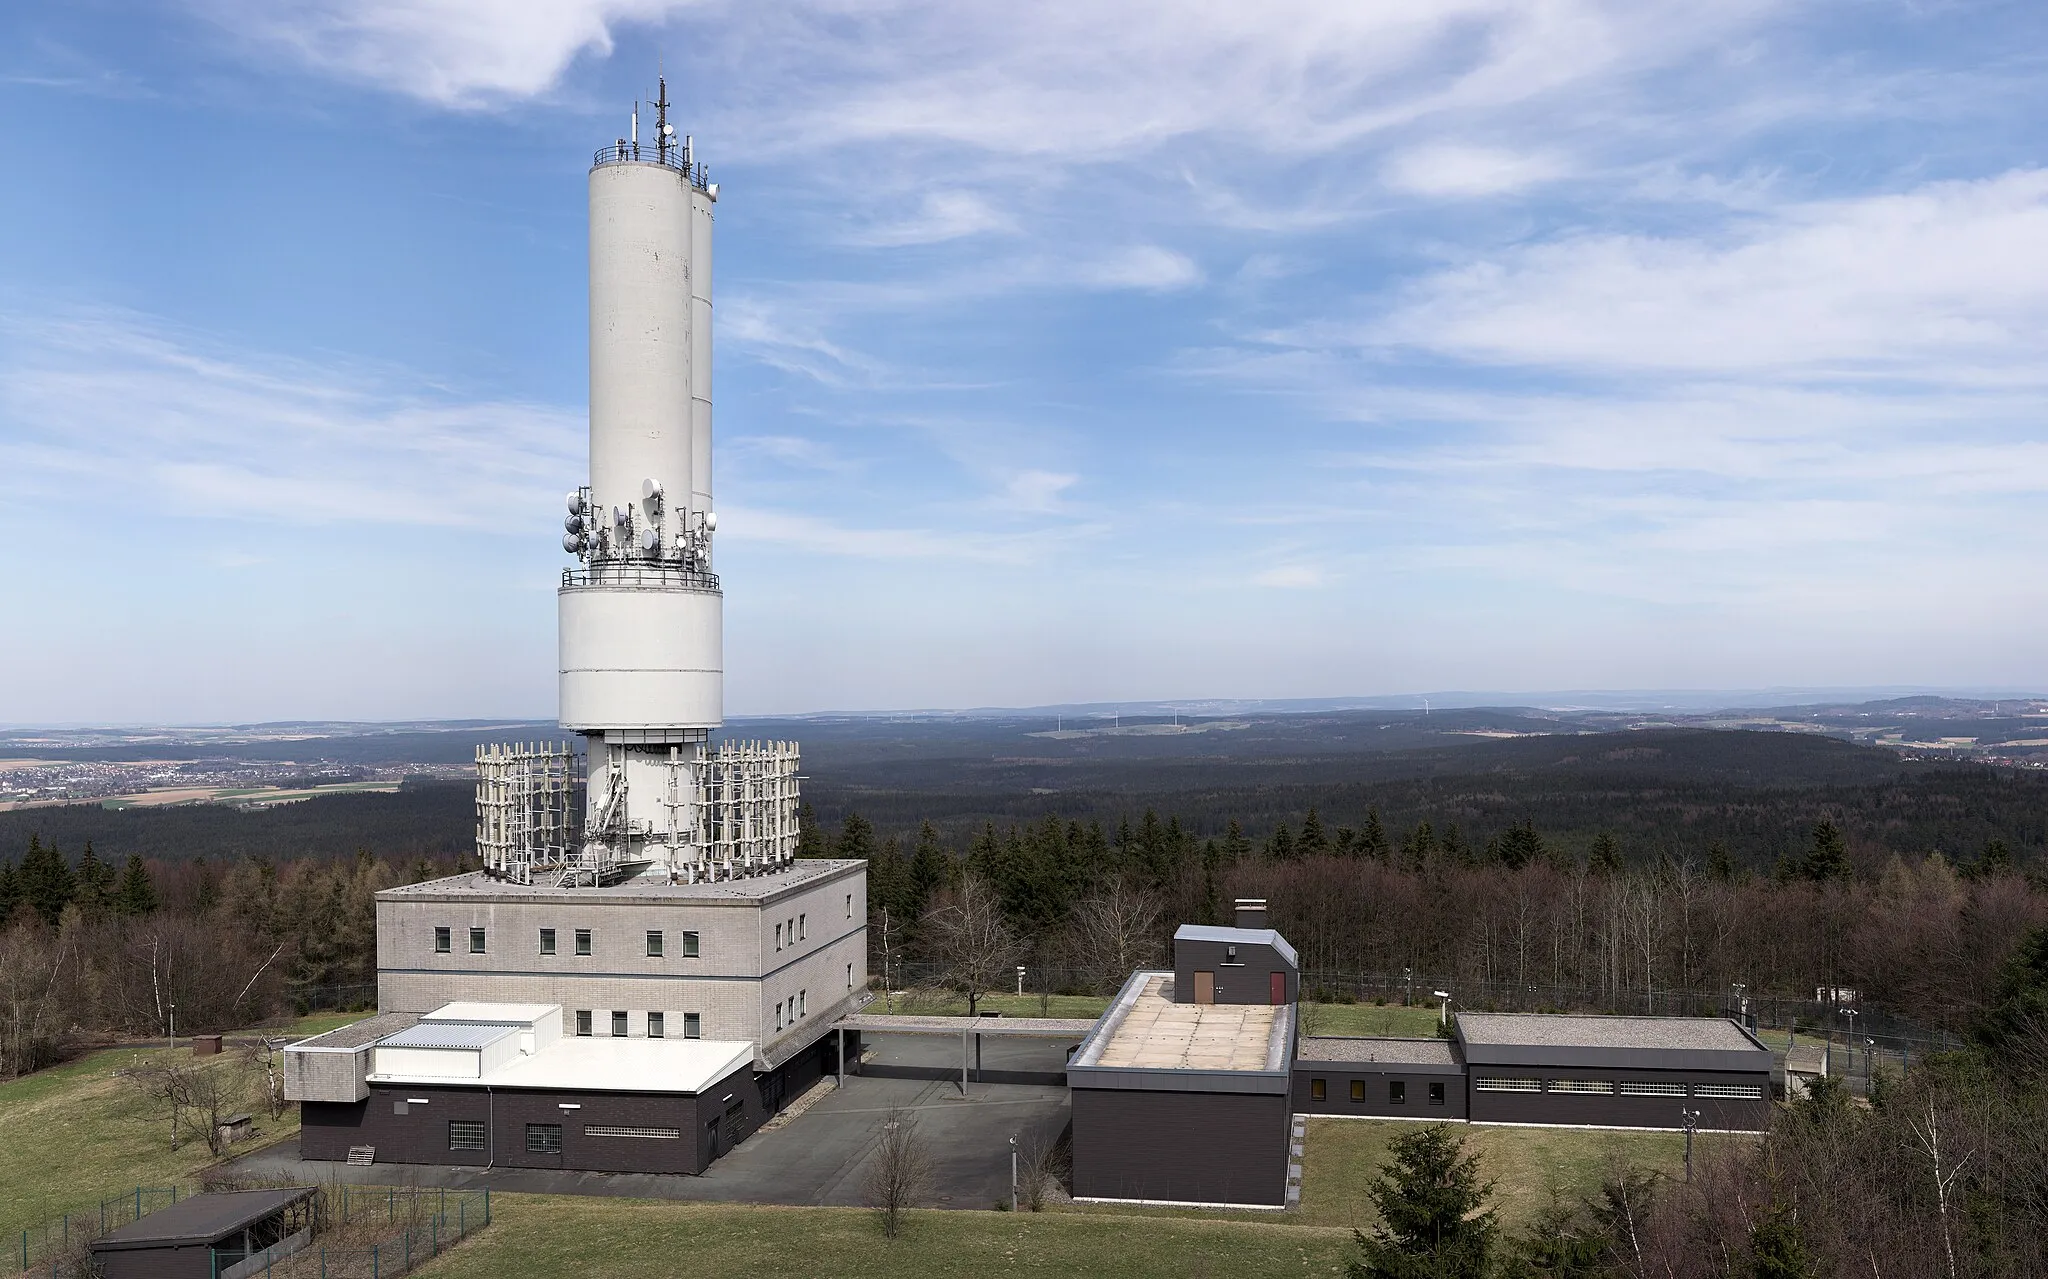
(1271, 972, 1287, 1005)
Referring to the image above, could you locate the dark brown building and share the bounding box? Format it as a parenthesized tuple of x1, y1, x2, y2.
(1172, 900, 1300, 1006)
(90, 1188, 317, 1279)
(1456, 1013, 1772, 1131)
(1294, 1036, 1467, 1119)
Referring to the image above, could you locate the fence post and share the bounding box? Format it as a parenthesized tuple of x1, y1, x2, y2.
(484, 1188, 490, 1225)
(405, 1227, 411, 1270)
(372, 1243, 379, 1279)
(459, 1199, 465, 1236)
(388, 1185, 394, 1222)
(136, 1187, 143, 1223)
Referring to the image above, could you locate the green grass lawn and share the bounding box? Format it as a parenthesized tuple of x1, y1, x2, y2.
(885, 992, 1114, 1019)
(411, 1197, 1357, 1279)
(0, 1043, 306, 1240)
(1299, 1003, 1443, 1039)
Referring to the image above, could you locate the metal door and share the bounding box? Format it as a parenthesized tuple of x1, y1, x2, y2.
(1271, 972, 1287, 1005)
(1194, 971, 1215, 1004)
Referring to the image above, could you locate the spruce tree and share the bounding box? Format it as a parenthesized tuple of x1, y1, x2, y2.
(1299, 808, 1328, 856)
(1198, 840, 1221, 925)
(794, 801, 832, 859)
(1401, 821, 1436, 870)
(1749, 1201, 1813, 1279)
(116, 855, 159, 916)
(1974, 838, 2014, 879)
(18, 834, 75, 926)
(1223, 820, 1252, 863)
(1494, 820, 1545, 871)
(74, 843, 115, 918)
(0, 858, 18, 923)
(1441, 824, 1468, 866)
(1267, 822, 1296, 861)
(1360, 807, 1392, 861)
(1333, 827, 1358, 857)
(1346, 1123, 1498, 1279)
(1801, 820, 1851, 882)
(1587, 832, 1623, 876)
(835, 811, 876, 863)
(1707, 842, 1735, 883)
(908, 821, 953, 907)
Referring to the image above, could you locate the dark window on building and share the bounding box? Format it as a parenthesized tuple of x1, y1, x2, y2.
(575, 1010, 592, 1037)
(846, 893, 853, 918)
(775, 923, 783, 950)
(1224, 945, 1240, 965)
(433, 927, 450, 954)
(1389, 1080, 1406, 1105)
(682, 931, 699, 958)
(647, 930, 663, 957)
(525, 1124, 562, 1154)
(1350, 1080, 1367, 1103)
(575, 928, 592, 956)
(648, 1012, 665, 1039)
(684, 1013, 701, 1039)
(469, 927, 486, 954)
(799, 913, 807, 940)
(1310, 1078, 1327, 1102)
(539, 928, 556, 955)
(1429, 1081, 1446, 1106)
(449, 1120, 485, 1150)
(611, 1010, 628, 1037)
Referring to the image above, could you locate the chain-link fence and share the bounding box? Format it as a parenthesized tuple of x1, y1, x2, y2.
(252, 1186, 491, 1279)
(13, 1184, 189, 1276)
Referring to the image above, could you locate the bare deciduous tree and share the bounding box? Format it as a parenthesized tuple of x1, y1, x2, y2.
(1066, 876, 1165, 994)
(863, 1107, 934, 1238)
(1016, 1130, 1070, 1212)
(920, 873, 1021, 1014)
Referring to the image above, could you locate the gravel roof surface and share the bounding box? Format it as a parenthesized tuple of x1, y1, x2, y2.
(1297, 1036, 1460, 1066)
(290, 1012, 420, 1050)
(378, 861, 863, 902)
(1457, 1013, 1759, 1052)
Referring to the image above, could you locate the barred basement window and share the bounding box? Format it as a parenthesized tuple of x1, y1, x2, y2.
(1549, 1080, 1615, 1095)
(449, 1120, 485, 1151)
(433, 927, 450, 954)
(585, 1125, 681, 1140)
(525, 1123, 563, 1154)
(1618, 1081, 1687, 1097)
(1694, 1083, 1765, 1100)
(1474, 1077, 1541, 1092)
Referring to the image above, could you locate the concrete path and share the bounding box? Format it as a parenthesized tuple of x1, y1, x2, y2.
(222, 1033, 1072, 1210)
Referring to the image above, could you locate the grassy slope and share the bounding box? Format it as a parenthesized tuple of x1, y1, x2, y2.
(0, 1013, 346, 1239)
(413, 1198, 1355, 1279)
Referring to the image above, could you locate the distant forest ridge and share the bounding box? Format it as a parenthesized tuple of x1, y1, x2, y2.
(1, 729, 2041, 874)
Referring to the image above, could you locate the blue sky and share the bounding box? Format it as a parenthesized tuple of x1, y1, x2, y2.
(2, 1, 2046, 722)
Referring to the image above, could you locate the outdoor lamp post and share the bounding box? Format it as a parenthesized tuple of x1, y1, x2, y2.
(1010, 1135, 1019, 1213)
(1434, 990, 1451, 1028)
(1016, 965, 1026, 997)
(1404, 967, 1413, 1007)
(1839, 1007, 1858, 1072)
(169, 1002, 177, 1052)
(1681, 1107, 1702, 1182)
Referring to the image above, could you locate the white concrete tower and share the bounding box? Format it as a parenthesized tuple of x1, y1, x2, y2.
(478, 81, 799, 888)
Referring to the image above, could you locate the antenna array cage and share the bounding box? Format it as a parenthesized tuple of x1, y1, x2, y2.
(475, 743, 577, 886)
(696, 740, 802, 881)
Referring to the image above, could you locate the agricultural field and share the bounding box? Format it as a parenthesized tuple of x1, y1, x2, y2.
(412, 1197, 1357, 1279)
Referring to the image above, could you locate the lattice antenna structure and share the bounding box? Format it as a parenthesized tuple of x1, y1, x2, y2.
(475, 743, 577, 885)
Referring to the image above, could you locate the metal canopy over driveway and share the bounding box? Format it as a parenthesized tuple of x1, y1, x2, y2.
(829, 1014, 1102, 1094)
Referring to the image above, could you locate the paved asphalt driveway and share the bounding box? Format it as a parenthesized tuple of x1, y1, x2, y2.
(224, 1033, 1074, 1210)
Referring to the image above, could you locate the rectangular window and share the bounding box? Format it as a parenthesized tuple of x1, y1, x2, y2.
(1694, 1083, 1765, 1100)
(847, 963, 854, 990)
(799, 913, 807, 940)
(1618, 1081, 1688, 1097)
(682, 931, 699, 958)
(846, 893, 853, 918)
(469, 927, 486, 954)
(584, 1125, 680, 1140)
(539, 928, 556, 956)
(1349, 1079, 1366, 1103)
(775, 923, 783, 950)
(575, 1010, 592, 1037)
(433, 927, 451, 954)
(1428, 1081, 1446, 1106)
(646, 930, 663, 958)
(611, 1010, 628, 1037)
(1549, 1080, 1615, 1095)
(575, 928, 592, 956)
(449, 1120, 485, 1150)
(647, 1012, 665, 1039)
(1225, 945, 1239, 964)
(1389, 1080, 1406, 1104)
(1474, 1077, 1542, 1093)
(525, 1124, 563, 1154)
(799, 990, 807, 1017)
(1310, 1078, 1327, 1102)
(684, 1013, 701, 1039)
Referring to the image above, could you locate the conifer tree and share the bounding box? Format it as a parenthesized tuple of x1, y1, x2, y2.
(1707, 841, 1735, 883)
(1973, 838, 2014, 879)
(908, 821, 953, 907)
(1587, 832, 1623, 876)
(1494, 820, 1545, 871)
(1267, 822, 1296, 861)
(1360, 807, 1392, 860)
(0, 858, 18, 923)
(1346, 1124, 1498, 1279)
(1198, 840, 1222, 925)
(1333, 827, 1358, 857)
(1441, 824, 1468, 866)
(1400, 821, 1436, 870)
(1223, 820, 1252, 863)
(1801, 820, 1851, 882)
(1299, 808, 1328, 856)
(835, 811, 876, 863)
(116, 854, 159, 916)
(18, 834, 75, 926)
(794, 801, 832, 859)
(74, 843, 115, 918)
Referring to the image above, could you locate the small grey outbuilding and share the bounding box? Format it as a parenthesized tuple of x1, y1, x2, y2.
(89, 1188, 317, 1279)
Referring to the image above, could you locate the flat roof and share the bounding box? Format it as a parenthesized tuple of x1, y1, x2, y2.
(378, 1022, 521, 1051)
(832, 1013, 1100, 1038)
(369, 1035, 755, 1095)
(377, 861, 863, 904)
(94, 1188, 315, 1250)
(1458, 1013, 1759, 1052)
(423, 1001, 558, 1024)
(289, 1012, 419, 1052)
(1173, 924, 1299, 967)
(1298, 1036, 1462, 1068)
(1077, 972, 1289, 1074)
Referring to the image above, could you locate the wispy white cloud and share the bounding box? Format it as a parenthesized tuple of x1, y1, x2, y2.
(1382, 142, 1570, 197)
(842, 190, 1013, 247)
